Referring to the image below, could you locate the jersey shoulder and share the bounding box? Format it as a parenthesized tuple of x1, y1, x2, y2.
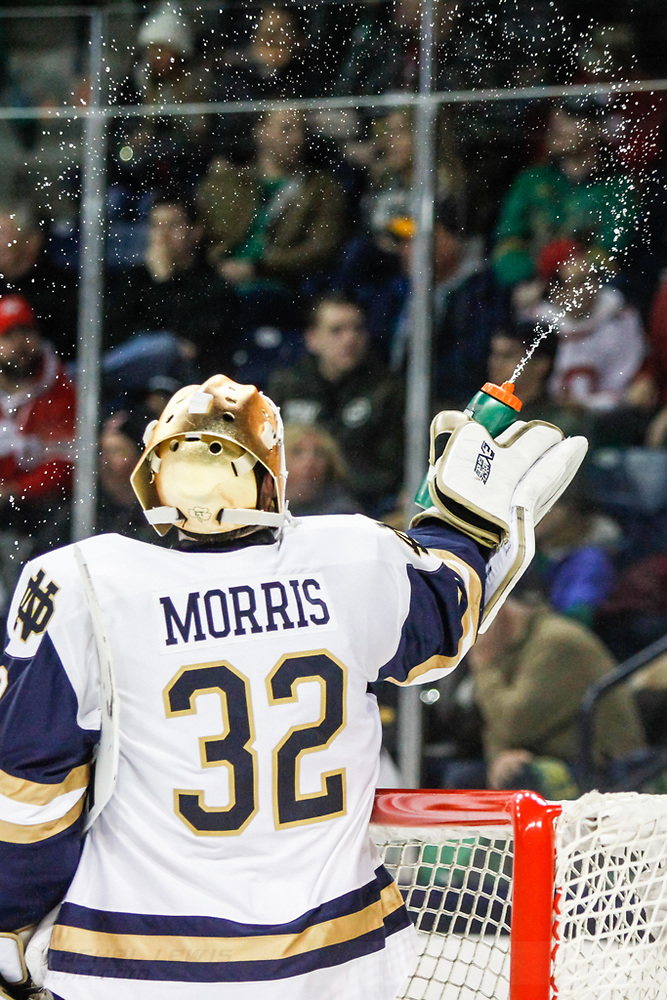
(17, 533, 168, 602)
(73, 532, 160, 558)
(5, 534, 173, 657)
(286, 513, 436, 568)
(30, 532, 155, 565)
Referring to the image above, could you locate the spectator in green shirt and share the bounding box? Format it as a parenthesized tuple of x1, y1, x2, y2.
(492, 99, 640, 289)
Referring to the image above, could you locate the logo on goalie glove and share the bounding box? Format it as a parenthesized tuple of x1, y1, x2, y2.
(474, 441, 495, 484)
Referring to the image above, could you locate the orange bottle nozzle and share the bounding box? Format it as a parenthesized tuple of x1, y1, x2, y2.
(480, 381, 523, 412)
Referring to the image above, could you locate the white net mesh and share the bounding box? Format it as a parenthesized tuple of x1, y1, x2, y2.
(370, 824, 514, 1000)
(372, 791, 667, 1000)
(553, 791, 667, 1000)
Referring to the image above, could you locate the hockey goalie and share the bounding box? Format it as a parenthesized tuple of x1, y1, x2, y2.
(0, 375, 586, 1000)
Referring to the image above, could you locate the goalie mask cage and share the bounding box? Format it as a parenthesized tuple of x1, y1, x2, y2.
(370, 788, 667, 1000)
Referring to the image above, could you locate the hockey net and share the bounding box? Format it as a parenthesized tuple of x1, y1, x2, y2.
(370, 789, 667, 1000)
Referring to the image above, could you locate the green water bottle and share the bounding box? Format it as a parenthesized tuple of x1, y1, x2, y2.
(414, 381, 523, 508)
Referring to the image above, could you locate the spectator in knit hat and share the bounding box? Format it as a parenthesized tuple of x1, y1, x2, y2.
(109, 4, 211, 201)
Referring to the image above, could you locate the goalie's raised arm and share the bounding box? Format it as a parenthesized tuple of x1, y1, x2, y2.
(410, 408, 588, 629)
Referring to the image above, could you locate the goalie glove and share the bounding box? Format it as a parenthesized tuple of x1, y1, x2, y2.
(0, 932, 50, 1000)
(410, 409, 588, 628)
(411, 410, 571, 548)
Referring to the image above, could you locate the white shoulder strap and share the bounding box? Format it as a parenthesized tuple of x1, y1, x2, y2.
(73, 544, 119, 830)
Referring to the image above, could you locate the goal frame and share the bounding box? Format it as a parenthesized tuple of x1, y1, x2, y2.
(372, 788, 563, 1000)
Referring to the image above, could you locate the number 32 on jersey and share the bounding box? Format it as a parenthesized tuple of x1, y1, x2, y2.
(163, 650, 347, 836)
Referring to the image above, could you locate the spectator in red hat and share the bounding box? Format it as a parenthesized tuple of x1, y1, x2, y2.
(511, 236, 592, 317)
(0, 293, 76, 556)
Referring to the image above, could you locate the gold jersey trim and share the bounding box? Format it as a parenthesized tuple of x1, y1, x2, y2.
(50, 881, 405, 964)
(0, 763, 89, 806)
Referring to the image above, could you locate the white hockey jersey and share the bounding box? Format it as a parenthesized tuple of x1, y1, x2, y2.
(0, 514, 484, 1000)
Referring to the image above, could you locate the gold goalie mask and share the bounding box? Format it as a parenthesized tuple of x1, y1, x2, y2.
(131, 375, 287, 536)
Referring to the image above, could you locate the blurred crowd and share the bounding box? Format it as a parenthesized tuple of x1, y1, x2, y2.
(1, 0, 667, 793)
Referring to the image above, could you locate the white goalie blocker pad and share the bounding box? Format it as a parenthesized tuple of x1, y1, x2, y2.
(480, 434, 588, 631)
(420, 416, 570, 548)
(412, 413, 588, 633)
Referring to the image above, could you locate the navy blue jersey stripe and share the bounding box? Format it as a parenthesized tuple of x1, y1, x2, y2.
(381, 899, 413, 937)
(48, 866, 411, 983)
(48, 930, 378, 982)
(48, 907, 413, 983)
(57, 865, 396, 938)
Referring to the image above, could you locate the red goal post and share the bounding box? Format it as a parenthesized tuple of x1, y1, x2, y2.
(371, 788, 667, 1000)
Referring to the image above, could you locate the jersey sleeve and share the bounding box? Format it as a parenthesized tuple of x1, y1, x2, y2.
(0, 550, 100, 930)
(376, 519, 486, 686)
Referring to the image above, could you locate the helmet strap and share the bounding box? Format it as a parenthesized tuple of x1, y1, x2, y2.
(142, 505, 285, 528)
(218, 508, 285, 527)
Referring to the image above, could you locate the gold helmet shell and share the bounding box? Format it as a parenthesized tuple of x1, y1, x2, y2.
(131, 375, 287, 535)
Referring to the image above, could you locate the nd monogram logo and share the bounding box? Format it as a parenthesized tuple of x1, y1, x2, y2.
(15, 569, 59, 642)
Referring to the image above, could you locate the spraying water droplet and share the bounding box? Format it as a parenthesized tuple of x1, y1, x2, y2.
(510, 323, 556, 383)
